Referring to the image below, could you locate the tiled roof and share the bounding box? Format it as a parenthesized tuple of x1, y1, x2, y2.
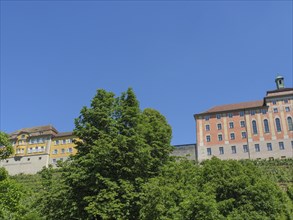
(196, 100, 264, 115)
(9, 125, 58, 139)
(55, 132, 74, 137)
(266, 88, 293, 94)
(266, 88, 293, 98)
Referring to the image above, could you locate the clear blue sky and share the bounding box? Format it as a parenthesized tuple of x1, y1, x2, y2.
(1, 1, 292, 145)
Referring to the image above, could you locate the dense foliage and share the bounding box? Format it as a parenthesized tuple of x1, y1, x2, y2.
(0, 131, 13, 160)
(37, 88, 173, 220)
(140, 158, 293, 220)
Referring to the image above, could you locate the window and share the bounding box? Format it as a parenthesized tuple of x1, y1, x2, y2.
(263, 119, 270, 133)
(275, 118, 282, 132)
(28, 148, 33, 154)
(291, 141, 293, 148)
(218, 134, 223, 141)
(281, 156, 286, 159)
(206, 135, 211, 142)
(55, 140, 59, 145)
(216, 114, 221, 119)
(285, 107, 290, 112)
(279, 142, 285, 150)
(27, 158, 30, 161)
(219, 147, 224, 155)
(39, 157, 42, 160)
(40, 146, 44, 152)
(217, 123, 222, 130)
(262, 109, 267, 114)
(205, 125, 210, 131)
(229, 122, 234, 129)
(272, 101, 276, 105)
(207, 148, 212, 156)
(21, 134, 25, 138)
(231, 146, 236, 154)
(228, 113, 233, 118)
(284, 99, 289, 104)
(61, 148, 65, 154)
(255, 144, 260, 152)
(205, 116, 210, 121)
(230, 133, 235, 140)
(62, 139, 66, 144)
(267, 143, 272, 151)
(287, 117, 293, 131)
(35, 147, 38, 152)
(68, 148, 73, 153)
(243, 145, 248, 153)
(273, 108, 278, 113)
(53, 149, 58, 154)
(252, 120, 258, 134)
(250, 110, 255, 115)
(241, 132, 246, 139)
(239, 111, 244, 117)
(52, 159, 57, 164)
(240, 121, 245, 127)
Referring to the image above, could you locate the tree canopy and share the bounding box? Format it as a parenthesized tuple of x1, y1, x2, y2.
(46, 88, 173, 219)
(140, 157, 293, 220)
(0, 132, 13, 160)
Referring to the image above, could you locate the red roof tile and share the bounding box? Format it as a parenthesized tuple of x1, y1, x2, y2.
(196, 100, 264, 115)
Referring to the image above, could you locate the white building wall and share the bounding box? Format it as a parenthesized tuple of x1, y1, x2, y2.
(0, 154, 49, 175)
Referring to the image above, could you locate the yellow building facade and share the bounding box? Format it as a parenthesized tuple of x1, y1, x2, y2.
(0, 125, 77, 175)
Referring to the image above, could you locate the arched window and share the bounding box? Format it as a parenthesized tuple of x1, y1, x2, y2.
(263, 119, 270, 133)
(252, 120, 258, 134)
(275, 118, 282, 132)
(287, 117, 293, 131)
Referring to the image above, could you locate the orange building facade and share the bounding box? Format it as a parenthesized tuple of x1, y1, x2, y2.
(194, 76, 293, 162)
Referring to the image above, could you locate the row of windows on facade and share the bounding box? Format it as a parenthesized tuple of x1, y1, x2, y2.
(206, 132, 246, 142)
(52, 158, 65, 164)
(52, 148, 73, 154)
(204, 106, 291, 121)
(54, 139, 73, 145)
(206, 141, 293, 156)
(271, 99, 290, 105)
(205, 117, 293, 136)
(6, 157, 43, 163)
(16, 146, 46, 154)
(11, 137, 73, 146)
(12, 137, 50, 145)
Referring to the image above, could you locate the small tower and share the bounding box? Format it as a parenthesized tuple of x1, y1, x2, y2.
(275, 75, 285, 90)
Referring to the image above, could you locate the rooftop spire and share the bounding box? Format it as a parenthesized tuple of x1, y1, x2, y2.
(275, 74, 284, 90)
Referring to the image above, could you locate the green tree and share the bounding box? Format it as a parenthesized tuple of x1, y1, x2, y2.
(0, 131, 13, 160)
(199, 157, 293, 219)
(0, 168, 26, 219)
(140, 158, 293, 220)
(140, 159, 221, 220)
(44, 88, 173, 219)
